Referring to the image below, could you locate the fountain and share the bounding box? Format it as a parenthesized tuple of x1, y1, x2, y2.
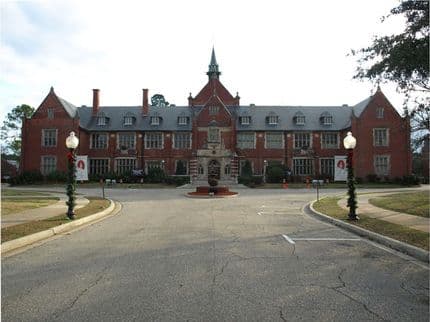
(187, 176, 238, 198)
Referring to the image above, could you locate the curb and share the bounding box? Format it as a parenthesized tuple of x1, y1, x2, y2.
(307, 201, 429, 264)
(1, 199, 118, 255)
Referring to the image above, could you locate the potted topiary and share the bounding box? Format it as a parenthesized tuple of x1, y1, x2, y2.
(208, 176, 218, 194)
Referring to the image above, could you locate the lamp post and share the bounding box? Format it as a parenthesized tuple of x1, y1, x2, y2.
(263, 160, 268, 184)
(65, 131, 79, 220)
(343, 132, 358, 221)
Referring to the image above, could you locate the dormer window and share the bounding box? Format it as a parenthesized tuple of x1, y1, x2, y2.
(150, 116, 160, 125)
(124, 116, 133, 126)
(267, 115, 278, 125)
(97, 116, 107, 126)
(320, 112, 333, 126)
(293, 112, 305, 125)
(240, 116, 251, 125)
(178, 116, 188, 125)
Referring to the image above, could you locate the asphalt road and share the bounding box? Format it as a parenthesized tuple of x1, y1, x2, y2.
(2, 188, 429, 322)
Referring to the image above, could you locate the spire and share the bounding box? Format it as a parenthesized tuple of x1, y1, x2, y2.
(207, 47, 221, 80)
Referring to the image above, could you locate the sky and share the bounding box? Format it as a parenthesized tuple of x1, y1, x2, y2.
(0, 0, 408, 124)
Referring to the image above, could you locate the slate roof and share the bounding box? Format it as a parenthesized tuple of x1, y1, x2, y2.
(76, 97, 373, 132)
(57, 96, 78, 118)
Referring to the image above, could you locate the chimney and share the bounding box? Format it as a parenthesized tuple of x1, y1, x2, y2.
(143, 88, 149, 115)
(92, 89, 100, 115)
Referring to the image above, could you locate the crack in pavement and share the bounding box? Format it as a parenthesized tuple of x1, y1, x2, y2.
(53, 266, 109, 320)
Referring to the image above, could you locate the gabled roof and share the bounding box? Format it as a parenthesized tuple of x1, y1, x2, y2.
(57, 96, 78, 118)
(352, 96, 372, 117)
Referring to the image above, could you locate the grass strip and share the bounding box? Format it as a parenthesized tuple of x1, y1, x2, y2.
(1, 197, 110, 243)
(369, 191, 429, 218)
(1, 198, 60, 216)
(2, 189, 51, 196)
(313, 197, 429, 251)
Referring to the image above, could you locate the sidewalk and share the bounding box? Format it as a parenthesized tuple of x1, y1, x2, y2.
(1, 193, 89, 229)
(338, 192, 429, 233)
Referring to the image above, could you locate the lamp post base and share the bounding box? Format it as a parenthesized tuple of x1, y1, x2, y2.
(67, 211, 75, 220)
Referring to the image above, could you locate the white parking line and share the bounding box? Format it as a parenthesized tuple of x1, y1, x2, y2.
(282, 234, 296, 245)
(292, 238, 361, 241)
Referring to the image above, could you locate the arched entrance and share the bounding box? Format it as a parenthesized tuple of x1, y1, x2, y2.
(208, 159, 221, 180)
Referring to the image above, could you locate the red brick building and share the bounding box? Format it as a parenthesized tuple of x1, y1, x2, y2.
(21, 49, 412, 183)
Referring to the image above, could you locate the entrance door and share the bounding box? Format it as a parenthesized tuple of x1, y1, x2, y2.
(208, 159, 221, 180)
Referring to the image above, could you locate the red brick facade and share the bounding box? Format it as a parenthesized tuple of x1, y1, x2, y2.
(21, 54, 412, 183)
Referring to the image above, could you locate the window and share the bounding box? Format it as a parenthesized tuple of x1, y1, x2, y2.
(376, 107, 384, 119)
(265, 132, 283, 149)
(124, 116, 133, 126)
(294, 112, 305, 125)
(97, 116, 107, 126)
(175, 160, 188, 175)
(145, 132, 163, 149)
(178, 116, 188, 125)
(237, 132, 255, 149)
(209, 106, 219, 115)
(41, 156, 56, 175)
(89, 159, 109, 175)
(208, 128, 220, 142)
(146, 160, 164, 172)
(42, 129, 57, 147)
(174, 132, 191, 149)
(293, 158, 313, 175)
(240, 116, 251, 125)
(47, 108, 54, 119)
(374, 155, 390, 175)
(150, 116, 160, 125)
(294, 133, 311, 149)
(224, 164, 231, 175)
(198, 164, 204, 175)
(118, 133, 136, 150)
(320, 158, 334, 177)
(116, 158, 136, 174)
(268, 115, 278, 125)
(90, 133, 108, 149)
(373, 128, 389, 146)
(321, 133, 338, 149)
(240, 160, 253, 176)
(321, 115, 333, 125)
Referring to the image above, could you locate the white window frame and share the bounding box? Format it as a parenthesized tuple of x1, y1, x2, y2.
(209, 106, 219, 115)
(240, 116, 251, 125)
(146, 160, 165, 173)
(374, 155, 390, 176)
(321, 132, 339, 149)
(41, 155, 56, 175)
(178, 116, 188, 125)
(117, 132, 136, 150)
(239, 160, 254, 176)
(42, 129, 57, 147)
(124, 116, 133, 126)
(144, 132, 164, 149)
(115, 158, 136, 174)
(208, 127, 220, 143)
(322, 115, 333, 125)
(173, 132, 191, 149)
(320, 158, 334, 177)
(90, 133, 108, 149)
(97, 116, 106, 126)
(150, 116, 160, 125)
(268, 115, 278, 125)
(293, 158, 314, 176)
(89, 158, 110, 175)
(237, 132, 255, 149)
(376, 107, 384, 119)
(373, 128, 389, 147)
(295, 115, 305, 125)
(265, 132, 283, 149)
(294, 132, 311, 149)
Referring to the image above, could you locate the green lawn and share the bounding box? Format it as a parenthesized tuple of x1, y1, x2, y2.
(313, 197, 429, 251)
(2, 189, 51, 196)
(1, 197, 111, 243)
(369, 191, 429, 218)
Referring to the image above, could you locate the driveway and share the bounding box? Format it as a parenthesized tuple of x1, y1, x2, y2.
(2, 188, 429, 321)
